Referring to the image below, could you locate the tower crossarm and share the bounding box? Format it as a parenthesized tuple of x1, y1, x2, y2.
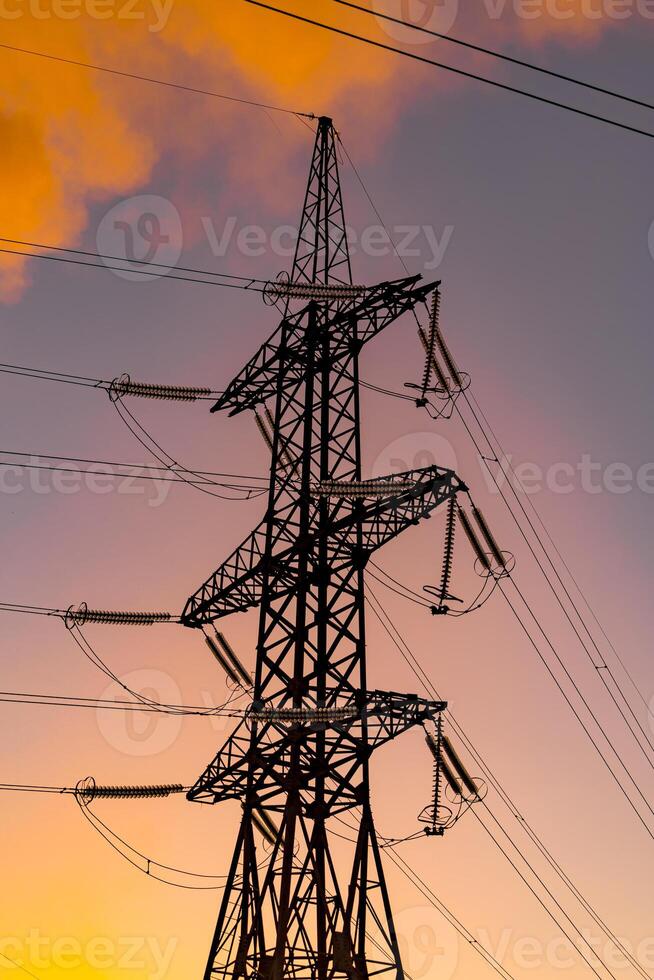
(356, 464, 465, 551)
(211, 275, 436, 417)
(363, 689, 446, 750)
(187, 689, 446, 809)
(180, 521, 270, 626)
(181, 464, 466, 627)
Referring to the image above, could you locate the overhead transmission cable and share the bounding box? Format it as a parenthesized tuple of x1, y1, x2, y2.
(0, 362, 111, 392)
(365, 589, 646, 979)
(66, 624, 245, 716)
(1, 358, 409, 406)
(0, 690, 243, 717)
(330, 812, 516, 979)
(497, 582, 654, 835)
(109, 396, 264, 501)
(75, 797, 232, 890)
(453, 404, 654, 771)
(0, 42, 315, 119)
(0, 950, 42, 980)
(455, 394, 654, 762)
(382, 846, 516, 980)
(243, 0, 654, 141)
(339, 132, 654, 816)
(468, 388, 651, 719)
(0, 450, 267, 492)
(329, 0, 654, 113)
(0, 237, 269, 289)
(365, 590, 650, 977)
(0, 243, 268, 291)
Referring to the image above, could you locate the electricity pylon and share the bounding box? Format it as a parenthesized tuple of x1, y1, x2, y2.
(182, 117, 466, 980)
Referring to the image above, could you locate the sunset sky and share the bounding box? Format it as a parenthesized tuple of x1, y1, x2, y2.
(1, 3, 653, 980)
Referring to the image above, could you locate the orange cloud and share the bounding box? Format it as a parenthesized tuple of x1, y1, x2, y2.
(0, 1, 642, 301)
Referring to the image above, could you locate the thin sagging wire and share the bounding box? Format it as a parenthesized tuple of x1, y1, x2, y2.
(67, 624, 246, 717)
(363, 591, 625, 980)
(110, 395, 267, 501)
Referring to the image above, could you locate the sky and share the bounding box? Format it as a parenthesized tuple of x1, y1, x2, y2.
(1, 2, 653, 980)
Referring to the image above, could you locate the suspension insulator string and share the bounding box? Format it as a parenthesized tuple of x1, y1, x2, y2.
(109, 374, 213, 402)
(471, 504, 507, 569)
(263, 273, 368, 306)
(204, 630, 253, 690)
(456, 506, 493, 573)
(248, 703, 357, 724)
(65, 604, 173, 627)
(432, 307, 463, 389)
(255, 408, 298, 477)
(76, 778, 185, 803)
(420, 289, 441, 399)
(439, 496, 457, 608)
(417, 325, 450, 394)
(264, 406, 299, 474)
(314, 478, 416, 499)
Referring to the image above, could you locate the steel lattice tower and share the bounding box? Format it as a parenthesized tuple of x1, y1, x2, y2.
(182, 117, 465, 980)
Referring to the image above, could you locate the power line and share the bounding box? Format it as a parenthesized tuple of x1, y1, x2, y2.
(0, 42, 315, 119)
(0, 361, 224, 400)
(369, 554, 654, 841)
(0, 450, 267, 490)
(66, 624, 245, 717)
(467, 810, 609, 980)
(338, 131, 654, 827)
(110, 396, 261, 501)
(0, 690, 243, 716)
(0, 783, 75, 794)
(383, 847, 517, 980)
(0, 950, 43, 980)
(0, 363, 108, 391)
(1, 358, 411, 406)
(459, 391, 654, 760)
(0, 237, 270, 289)
(243, 0, 654, 141)
(365, 590, 647, 979)
(468, 389, 650, 717)
(499, 582, 654, 836)
(75, 800, 232, 890)
(0, 245, 267, 291)
(453, 404, 654, 772)
(329, 0, 654, 113)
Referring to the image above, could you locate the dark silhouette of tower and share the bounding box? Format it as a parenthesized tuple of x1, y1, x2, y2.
(182, 116, 464, 980)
